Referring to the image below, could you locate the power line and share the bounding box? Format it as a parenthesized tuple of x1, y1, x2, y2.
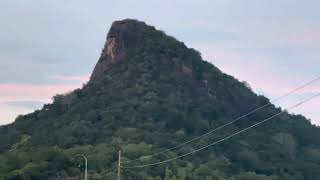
(121, 92, 320, 169)
(86, 167, 117, 179)
(122, 76, 320, 163)
(104, 167, 116, 175)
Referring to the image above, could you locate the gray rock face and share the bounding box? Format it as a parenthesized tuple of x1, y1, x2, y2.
(90, 19, 141, 81)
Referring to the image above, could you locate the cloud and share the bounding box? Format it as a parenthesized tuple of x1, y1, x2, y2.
(0, 83, 84, 125)
(192, 42, 320, 125)
(5, 100, 46, 110)
(49, 74, 90, 82)
(0, 83, 81, 103)
(0, 103, 32, 125)
(0, 0, 319, 125)
(283, 95, 320, 125)
(229, 24, 320, 50)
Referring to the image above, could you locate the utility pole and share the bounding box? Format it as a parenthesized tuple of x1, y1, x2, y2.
(76, 154, 88, 180)
(75, 154, 88, 180)
(118, 150, 121, 180)
(84, 156, 88, 180)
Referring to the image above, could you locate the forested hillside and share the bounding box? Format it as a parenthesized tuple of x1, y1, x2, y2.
(0, 19, 320, 180)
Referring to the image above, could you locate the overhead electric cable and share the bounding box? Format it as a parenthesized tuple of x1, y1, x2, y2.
(121, 92, 320, 169)
(122, 76, 320, 163)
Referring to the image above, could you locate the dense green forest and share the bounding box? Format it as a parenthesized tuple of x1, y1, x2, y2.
(0, 19, 320, 180)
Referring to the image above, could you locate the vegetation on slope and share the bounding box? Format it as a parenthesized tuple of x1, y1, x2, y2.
(0, 19, 320, 180)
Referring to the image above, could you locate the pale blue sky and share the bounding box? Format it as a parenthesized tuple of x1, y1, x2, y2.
(0, 0, 319, 125)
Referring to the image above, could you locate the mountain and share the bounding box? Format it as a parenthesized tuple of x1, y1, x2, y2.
(1, 19, 320, 180)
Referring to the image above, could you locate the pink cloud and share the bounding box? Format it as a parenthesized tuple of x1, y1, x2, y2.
(50, 74, 90, 82)
(283, 29, 320, 48)
(0, 83, 84, 124)
(287, 97, 320, 124)
(0, 103, 32, 125)
(192, 43, 320, 125)
(230, 23, 320, 49)
(0, 83, 81, 103)
(193, 43, 320, 95)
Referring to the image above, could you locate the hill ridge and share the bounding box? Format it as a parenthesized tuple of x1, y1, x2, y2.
(1, 19, 320, 180)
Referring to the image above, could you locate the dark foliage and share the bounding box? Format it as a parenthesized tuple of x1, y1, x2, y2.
(1, 19, 319, 180)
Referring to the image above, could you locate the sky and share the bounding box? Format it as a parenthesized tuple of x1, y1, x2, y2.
(0, 0, 319, 125)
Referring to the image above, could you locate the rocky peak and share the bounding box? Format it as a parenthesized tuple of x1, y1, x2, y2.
(89, 19, 203, 83)
(90, 19, 148, 81)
